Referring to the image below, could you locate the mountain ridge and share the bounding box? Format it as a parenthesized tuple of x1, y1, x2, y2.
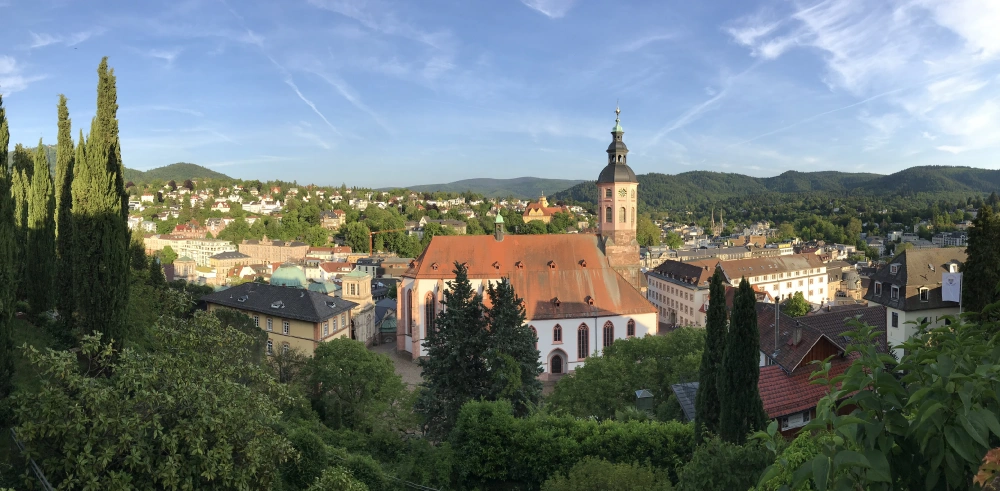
(387, 177, 587, 199)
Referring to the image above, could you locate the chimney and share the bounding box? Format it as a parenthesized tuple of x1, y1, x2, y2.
(793, 321, 802, 346)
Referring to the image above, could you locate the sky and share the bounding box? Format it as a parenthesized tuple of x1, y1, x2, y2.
(3, 0, 1000, 187)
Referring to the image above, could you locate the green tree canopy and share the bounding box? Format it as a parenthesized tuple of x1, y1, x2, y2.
(26, 141, 56, 316)
(695, 267, 728, 440)
(780, 291, 810, 317)
(719, 279, 768, 444)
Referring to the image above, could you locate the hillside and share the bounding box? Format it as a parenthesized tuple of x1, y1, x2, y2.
(124, 163, 232, 184)
(398, 177, 586, 199)
(552, 166, 1000, 210)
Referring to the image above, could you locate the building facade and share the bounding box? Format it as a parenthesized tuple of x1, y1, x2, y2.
(177, 239, 238, 267)
(597, 107, 642, 291)
(522, 194, 569, 224)
(341, 269, 376, 346)
(239, 238, 310, 263)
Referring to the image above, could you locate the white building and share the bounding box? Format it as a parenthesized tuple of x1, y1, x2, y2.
(176, 238, 238, 267)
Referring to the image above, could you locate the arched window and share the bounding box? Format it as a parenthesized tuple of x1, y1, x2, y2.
(631, 189, 635, 199)
(605, 207, 612, 223)
(553, 324, 562, 343)
(603, 320, 614, 348)
(617, 155, 622, 163)
(605, 188, 612, 198)
(551, 352, 564, 374)
(405, 289, 413, 336)
(530, 325, 537, 349)
(425, 292, 436, 333)
(619, 207, 626, 223)
(578, 324, 589, 359)
(627, 319, 636, 337)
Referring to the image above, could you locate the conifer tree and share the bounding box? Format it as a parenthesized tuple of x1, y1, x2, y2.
(694, 267, 727, 441)
(72, 58, 130, 349)
(484, 278, 542, 415)
(10, 144, 32, 298)
(0, 94, 17, 400)
(54, 95, 75, 327)
(26, 140, 55, 316)
(719, 279, 768, 444)
(963, 205, 1000, 316)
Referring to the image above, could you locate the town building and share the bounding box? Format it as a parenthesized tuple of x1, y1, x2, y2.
(306, 246, 352, 261)
(703, 254, 829, 305)
(863, 248, 966, 359)
(646, 261, 714, 327)
(522, 194, 569, 224)
(170, 256, 198, 283)
(396, 107, 656, 379)
(342, 269, 376, 345)
(931, 232, 968, 247)
(201, 283, 357, 356)
(177, 239, 238, 267)
(320, 209, 347, 230)
(208, 251, 253, 279)
(674, 246, 752, 262)
(239, 237, 310, 263)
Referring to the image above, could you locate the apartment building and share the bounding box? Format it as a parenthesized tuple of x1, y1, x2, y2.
(705, 254, 829, 305)
(645, 261, 715, 327)
(177, 238, 238, 267)
(239, 238, 310, 263)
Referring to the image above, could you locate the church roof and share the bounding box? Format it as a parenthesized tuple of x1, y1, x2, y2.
(597, 163, 638, 184)
(270, 264, 308, 289)
(404, 234, 654, 320)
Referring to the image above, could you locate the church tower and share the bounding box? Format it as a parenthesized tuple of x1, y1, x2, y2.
(597, 106, 642, 290)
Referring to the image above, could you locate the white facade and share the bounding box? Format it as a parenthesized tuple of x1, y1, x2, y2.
(646, 275, 708, 327)
(732, 265, 828, 305)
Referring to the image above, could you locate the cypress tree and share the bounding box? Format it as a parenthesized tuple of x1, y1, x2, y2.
(54, 95, 75, 328)
(719, 278, 768, 444)
(484, 278, 543, 415)
(72, 58, 130, 349)
(26, 140, 55, 317)
(0, 94, 16, 400)
(962, 205, 1000, 316)
(694, 267, 728, 441)
(10, 144, 32, 299)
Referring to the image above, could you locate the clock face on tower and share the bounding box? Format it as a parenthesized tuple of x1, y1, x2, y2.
(618, 188, 627, 197)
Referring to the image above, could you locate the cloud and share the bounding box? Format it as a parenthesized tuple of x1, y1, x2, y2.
(520, 0, 576, 19)
(144, 48, 183, 66)
(613, 33, 675, 54)
(0, 56, 45, 95)
(290, 123, 332, 149)
(309, 68, 393, 134)
(858, 110, 904, 150)
(29, 28, 105, 49)
(284, 78, 342, 138)
(121, 105, 204, 117)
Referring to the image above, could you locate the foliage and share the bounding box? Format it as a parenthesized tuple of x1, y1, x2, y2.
(753, 427, 832, 490)
(270, 345, 310, 384)
(547, 328, 704, 421)
(10, 145, 30, 299)
(781, 291, 810, 317)
(26, 141, 56, 317)
(342, 453, 391, 491)
(450, 399, 695, 489)
(675, 435, 774, 491)
(719, 279, 768, 444)
(484, 278, 543, 414)
(123, 162, 232, 185)
(695, 267, 727, 441)
(542, 457, 673, 491)
(342, 221, 371, 253)
(663, 231, 683, 248)
(281, 427, 328, 490)
(12, 312, 295, 489)
(160, 244, 178, 264)
(0, 94, 13, 402)
(404, 176, 585, 199)
(964, 204, 1000, 316)
(54, 95, 75, 334)
(636, 214, 662, 247)
(304, 467, 368, 491)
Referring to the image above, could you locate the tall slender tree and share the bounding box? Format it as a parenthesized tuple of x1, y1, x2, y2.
(719, 279, 768, 444)
(484, 278, 543, 415)
(963, 205, 1000, 316)
(26, 140, 55, 316)
(10, 144, 32, 299)
(54, 95, 75, 327)
(0, 93, 17, 400)
(72, 58, 130, 349)
(694, 267, 728, 441)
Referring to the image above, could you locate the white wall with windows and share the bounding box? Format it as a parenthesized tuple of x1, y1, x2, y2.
(886, 306, 960, 359)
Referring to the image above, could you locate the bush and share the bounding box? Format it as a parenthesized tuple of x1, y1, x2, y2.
(281, 428, 328, 490)
(305, 467, 367, 491)
(675, 435, 774, 491)
(542, 457, 673, 491)
(343, 454, 391, 491)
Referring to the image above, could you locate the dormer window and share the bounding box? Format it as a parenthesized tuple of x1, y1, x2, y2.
(949, 263, 959, 273)
(889, 264, 899, 275)
(515, 261, 524, 270)
(431, 262, 439, 270)
(493, 261, 501, 270)
(585, 296, 595, 306)
(874, 282, 882, 296)
(552, 297, 561, 307)
(548, 261, 557, 269)
(579, 259, 587, 267)
(890, 285, 900, 300)
(919, 288, 929, 302)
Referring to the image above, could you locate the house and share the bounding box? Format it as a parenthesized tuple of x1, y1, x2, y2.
(239, 237, 310, 263)
(201, 282, 357, 356)
(863, 248, 966, 359)
(931, 232, 968, 247)
(674, 246, 752, 262)
(645, 260, 715, 328)
(380, 257, 413, 278)
(664, 253, 828, 306)
(319, 261, 353, 281)
(211, 200, 230, 213)
(521, 194, 569, 224)
(141, 193, 155, 203)
(208, 251, 253, 280)
(177, 239, 238, 267)
(419, 217, 468, 235)
(172, 222, 206, 239)
(355, 257, 383, 278)
(320, 209, 347, 230)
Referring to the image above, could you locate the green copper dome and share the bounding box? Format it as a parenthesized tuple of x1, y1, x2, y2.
(270, 264, 307, 289)
(495, 212, 505, 224)
(308, 281, 339, 294)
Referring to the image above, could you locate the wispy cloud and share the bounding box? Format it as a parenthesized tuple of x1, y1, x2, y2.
(143, 48, 183, 66)
(290, 123, 332, 149)
(310, 66, 393, 134)
(284, 78, 342, 138)
(613, 33, 675, 54)
(121, 104, 204, 117)
(520, 0, 576, 19)
(0, 56, 45, 95)
(29, 28, 105, 49)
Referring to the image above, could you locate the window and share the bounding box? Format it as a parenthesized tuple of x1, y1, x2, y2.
(819, 288, 823, 294)
(892, 312, 899, 328)
(425, 292, 436, 332)
(874, 282, 882, 296)
(919, 288, 929, 302)
(578, 325, 589, 359)
(798, 280, 804, 286)
(323, 321, 329, 336)
(253, 315, 259, 327)
(809, 290, 814, 296)
(787, 282, 792, 288)
(266, 339, 273, 355)
(619, 207, 626, 223)
(603, 321, 614, 348)
(282, 321, 290, 335)
(627, 319, 636, 337)
(781, 410, 811, 430)
(809, 278, 814, 284)
(605, 206, 612, 223)
(551, 353, 564, 374)
(818, 277, 823, 283)
(553, 324, 562, 343)
(266, 318, 273, 332)
(890, 285, 899, 300)
(282, 343, 289, 354)
(405, 289, 413, 336)
(890, 264, 899, 275)
(605, 188, 612, 198)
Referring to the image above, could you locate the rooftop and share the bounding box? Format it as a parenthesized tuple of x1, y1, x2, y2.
(201, 282, 357, 323)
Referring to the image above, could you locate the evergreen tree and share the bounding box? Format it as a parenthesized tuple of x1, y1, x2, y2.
(148, 257, 165, 287)
(10, 144, 32, 299)
(719, 279, 767, 444)
(963, 205, 1000, 316)
(0, 94, 16, 400)
(54, 95, 75, 328)
(484, 278, 542, 415)
(26, 140, 55, 316)
(72, 58, 130, 350)
(694, 267, 727, 441)
(416, 262, 490, 438)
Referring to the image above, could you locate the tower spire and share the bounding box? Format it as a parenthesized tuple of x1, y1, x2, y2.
(613, 104, 622, 133)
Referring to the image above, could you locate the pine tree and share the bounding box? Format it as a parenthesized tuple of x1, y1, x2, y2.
(0, 94, 17, 400)
(415, 262, 491, 438)
(26, 140, 55, 317)
(484, 278, 542, 415)
(694, 267, 728, 441)
(54, 95, 75, 328)
(719, 278, 768, 444)
(963, 205, 1000, 316)
(10, 144, 32, 299)
(72, 58, 130, 350)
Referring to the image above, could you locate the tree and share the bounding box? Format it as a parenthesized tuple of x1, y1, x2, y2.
(54, 95, 75, 330)
(72, 58, 131, 351)
(147, 256, 165, 287)
(522, 220, 547, 234)
(542, 457, 672, 491)
(780, 291, 810, 317)
(963, 205, 1000, 315)
(10, 144, 32, 297)
(845, 217, 862, 243)
(12, 312, 295, 489)
(663, 231, 683, 249)
(160, 244, 178, 265)
(0, 94, 15, 401)
(341, 221, 371, 253)
(306, 467, 367, 491)
(26, 141, 56, 316)
(675, 435, 773, 491)
(484, 278, 543, 415)
(719, 279, 767, 444)
(695, 267, 727, 440)
(636, 214, 662, 247)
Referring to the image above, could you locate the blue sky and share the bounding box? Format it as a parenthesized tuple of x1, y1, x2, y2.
(3, 0, 1000, 187)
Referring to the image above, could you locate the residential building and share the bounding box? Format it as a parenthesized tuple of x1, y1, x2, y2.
(381, 257, 413, 278)
(320, 209, 347, 230)
(355, 258, 383, 277)
(522, 194, 569, 224)
(209, 251, 253, 280)
(931, 232, 968, 247)
(239, 237, 310, 263)
(684, 253, 829, 305)
(674, 246, 751, 262)
(171, 256, 198, 283)
(201, 283, 357, 356)
(172, 222, 206, 239)
(398, 108, 656, 379)
(863, 248, 966, 359)
(419, 217, 468, 235)
(143, 234, 187, 255)
(306, 246, 352, 261)
(177, 239, 238, 267)
(646, 260, 714, 327)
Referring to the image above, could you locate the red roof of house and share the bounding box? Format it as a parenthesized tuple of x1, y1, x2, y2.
(319, 261, 351, 273)
(758, 353, 856, 418)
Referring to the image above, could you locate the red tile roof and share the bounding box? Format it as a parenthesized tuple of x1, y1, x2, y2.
(758, 353, 856, 418)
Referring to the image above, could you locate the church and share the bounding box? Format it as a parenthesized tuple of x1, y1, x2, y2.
(396, 108, 657, 379)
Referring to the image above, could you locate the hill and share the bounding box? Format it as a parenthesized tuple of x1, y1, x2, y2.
(397, 177, 586, 199)
(124, 163, 231, 184)
(551, 166, 1000, 210)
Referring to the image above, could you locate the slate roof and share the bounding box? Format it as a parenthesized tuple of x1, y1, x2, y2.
(863, 248, 966, 312)
(758, 354, 856, 418)
(210, 251, 252, 261)
(757, 303, 887, 373)
(713, 253, 826, 281)
(803, 306, 888, 353)
(375, 297, 397, 324)
(671, 382, 699, 422)
(405, 234, 655, 320)
(649, 260, 716, 288)
(201, 283, 357, 323)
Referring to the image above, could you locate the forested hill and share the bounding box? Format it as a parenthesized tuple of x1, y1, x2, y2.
(552, 166, 1000, 210)
(399, 177, 586, 199)
(123, 163, 231, 184)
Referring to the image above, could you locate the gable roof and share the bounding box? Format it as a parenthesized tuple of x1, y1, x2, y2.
(863, 248, 966, 311)
(649, 260, 715, 289)
(671, 382, 699, 422)
(405, 234, 654, 320)
(758, 354, 856, 418)
(201, 283, 357, 323)
(715, 253, 826, 281)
